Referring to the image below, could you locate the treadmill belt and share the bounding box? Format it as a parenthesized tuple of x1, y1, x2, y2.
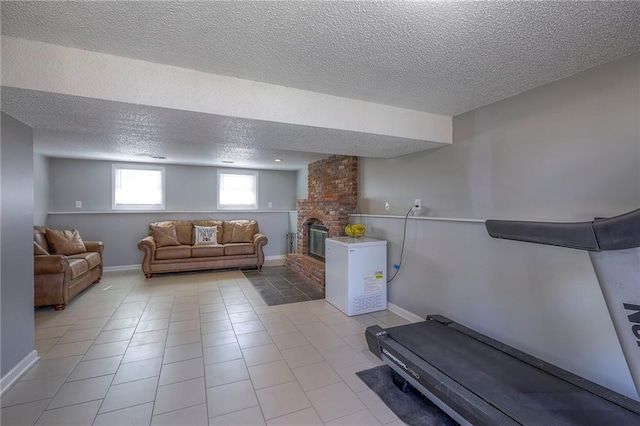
(386, 321, 640, 425)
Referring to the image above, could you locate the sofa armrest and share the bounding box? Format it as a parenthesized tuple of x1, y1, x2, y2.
(138, 236, 156, 252)
(137, 236, 156, 277)
(84, 241, 104, 254)
(34, 255, 69, 275)
(253, 233, 268, 269)
(253, 233, 268, 247)
(34, 256, 70, 308)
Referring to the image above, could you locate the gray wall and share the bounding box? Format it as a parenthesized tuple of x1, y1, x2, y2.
(1, 113, 35, 377)
(296, 167, 308, 200)
(48, 159, 297, 212)
(45, 159, 298, 267)
(362, 53, 640, 221)
(33, 153, 49, 226)
(358, 53, 640, 398)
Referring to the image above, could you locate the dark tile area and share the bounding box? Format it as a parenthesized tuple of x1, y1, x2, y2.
(243, 265, 325, 306)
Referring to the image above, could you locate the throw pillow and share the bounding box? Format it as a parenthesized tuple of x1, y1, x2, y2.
(193, 220, 223, 244)
(222, 221, 234, 244)
(194, 226, 218, 245)
(34, 241, 49, 256)
(230, 221, 257, 243)
(45, 229, 87, 255)
(150, 224, 181, 247)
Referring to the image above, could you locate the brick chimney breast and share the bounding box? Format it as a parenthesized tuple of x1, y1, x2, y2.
(285, 155, 358, 288)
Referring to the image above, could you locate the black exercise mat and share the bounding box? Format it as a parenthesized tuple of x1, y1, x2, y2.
(356, 365, 458, 426)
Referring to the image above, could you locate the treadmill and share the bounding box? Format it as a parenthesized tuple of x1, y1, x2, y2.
(365, 208, 640, 425)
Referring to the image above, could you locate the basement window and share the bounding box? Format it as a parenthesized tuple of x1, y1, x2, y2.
(218, 169, 258, 210)
(112, 164, 165, 210)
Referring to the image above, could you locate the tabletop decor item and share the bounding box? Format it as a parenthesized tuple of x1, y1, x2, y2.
(345, 223, 366, 237)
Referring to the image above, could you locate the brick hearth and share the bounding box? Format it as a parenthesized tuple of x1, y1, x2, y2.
(286, 155, 358, 288)
(284, 254, 325, 289)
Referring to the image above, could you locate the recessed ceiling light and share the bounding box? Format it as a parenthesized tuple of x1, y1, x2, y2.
(221, 160, 234, 164)
(274, 158, 283, 162)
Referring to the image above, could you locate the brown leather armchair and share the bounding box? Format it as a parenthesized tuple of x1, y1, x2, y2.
(34, 227, 104, 310)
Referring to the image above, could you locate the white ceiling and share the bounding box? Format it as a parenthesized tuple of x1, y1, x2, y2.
(2, 1, 639, 169)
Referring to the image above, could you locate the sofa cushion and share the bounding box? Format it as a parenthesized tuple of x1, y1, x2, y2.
(192, 245, 225, 258)
(194, 226, 218, 245)
(223, 220, 258, 244)
(150, 224, 181, 247)
(68, 252, 101, 269)
(68, 258, 89, 279)
(34, 241, 49, 256)
(155, 245, 191, 260)
(46, 229, 87, 255)
(34, 226, 51, 253)
(193, 220, 223, 244)
(224, 243, 255, 256)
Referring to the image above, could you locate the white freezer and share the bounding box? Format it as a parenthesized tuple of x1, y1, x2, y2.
(325, 237, 387, 316)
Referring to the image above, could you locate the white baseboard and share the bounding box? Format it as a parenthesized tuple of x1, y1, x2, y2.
(264, 255, 286, 266)
(103, 264, 140, 272)
(1, 350, 39, 397)
(387, 302, 423, 323)
(105, 257, 288, 272)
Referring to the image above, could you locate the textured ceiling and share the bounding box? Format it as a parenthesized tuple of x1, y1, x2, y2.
(3, 1, 639, 115)
(2, 1, 639, 169)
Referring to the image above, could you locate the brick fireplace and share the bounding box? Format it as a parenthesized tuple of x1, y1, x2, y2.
(285, 155, 358, 289)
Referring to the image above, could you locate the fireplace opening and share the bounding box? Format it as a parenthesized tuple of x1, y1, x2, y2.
(308, 223, 328, 261)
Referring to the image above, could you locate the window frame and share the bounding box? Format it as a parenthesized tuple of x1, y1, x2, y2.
(112, 163, 166, 211)
(217, 169, 258, 210)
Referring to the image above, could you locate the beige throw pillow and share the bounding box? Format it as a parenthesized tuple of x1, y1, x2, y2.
(150, 224, 181, 247)
(230, 221, 257, 243)
(34, 241, 49, 256)
(45, 229, 87, 255)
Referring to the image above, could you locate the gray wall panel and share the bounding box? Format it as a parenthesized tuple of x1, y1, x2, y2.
(296, 167, 308, 199)
(357, 53, 640, 398)
(33, 153, 49, 226)
(165, 165, 216, 211)
(362, 53, 640, 221)
(257, 170, 297, 211)
(1, 113, 35, 377)
(49, 159, 112, 211)
(48, 159, 297, 212)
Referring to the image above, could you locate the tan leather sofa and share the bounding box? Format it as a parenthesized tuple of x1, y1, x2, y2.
(34, 227, 104, 310)
(137, 219, 268, 278)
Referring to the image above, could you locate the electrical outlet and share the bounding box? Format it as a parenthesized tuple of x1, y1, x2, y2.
(412, 198, 422, 216)
(268, 202, 273, 208)
(385, 202, 390, 212)
(75, 201, 82, 208)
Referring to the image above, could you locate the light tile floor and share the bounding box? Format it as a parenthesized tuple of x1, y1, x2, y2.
(1, 269, 411, 425)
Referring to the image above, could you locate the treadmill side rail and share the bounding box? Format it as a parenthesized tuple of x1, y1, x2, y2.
(365, 325, 386, 360)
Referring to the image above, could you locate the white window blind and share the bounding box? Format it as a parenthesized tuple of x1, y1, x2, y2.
(218, 170, 258, 209)
(113, 164, 165, 210)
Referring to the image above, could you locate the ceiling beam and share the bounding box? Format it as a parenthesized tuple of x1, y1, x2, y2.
(2, 37, 452, 145)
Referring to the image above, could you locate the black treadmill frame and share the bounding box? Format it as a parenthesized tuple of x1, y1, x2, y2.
(366, 315, 640, 426)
